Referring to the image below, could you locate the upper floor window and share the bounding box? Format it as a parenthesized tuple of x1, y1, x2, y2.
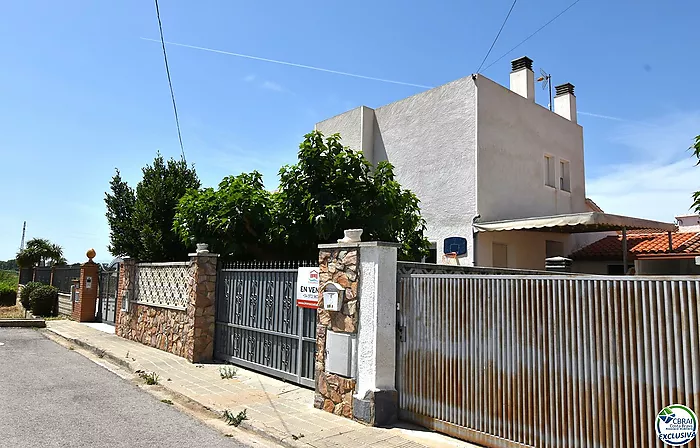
(544, 155, 555, 188)
(560, 160, 570, 192)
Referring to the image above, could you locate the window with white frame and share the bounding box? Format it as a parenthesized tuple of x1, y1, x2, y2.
(560, 160, 570, 192)
(544, 155, 556, 188)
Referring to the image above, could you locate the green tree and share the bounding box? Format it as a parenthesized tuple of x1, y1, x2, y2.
(105, 154, 200, 261)
(276, 131, 429, 260)
(0, 259, 19, 271)
(174, 131, 429, 261)
(174, 172, 274, 260)
(16, 238, 66, 268)
(105, 170, 139, 259)
(692, 135, 700, 212)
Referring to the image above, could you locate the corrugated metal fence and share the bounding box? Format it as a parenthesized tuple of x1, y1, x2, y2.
(397, 273, 700, 448)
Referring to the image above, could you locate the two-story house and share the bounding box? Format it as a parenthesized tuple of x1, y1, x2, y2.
(316, 57, 674, 270)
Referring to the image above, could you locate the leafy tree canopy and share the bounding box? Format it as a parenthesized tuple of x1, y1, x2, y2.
(276, 131, 429, 260)
(174, 172, 274, 260)
(0, 259, 19, 271)
(106, 154, 200, 261)
(16, 238, 66, 268)
(174, 131, 429, 261)
(692, 135, 700, 213)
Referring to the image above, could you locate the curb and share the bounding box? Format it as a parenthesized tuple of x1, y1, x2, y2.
(0, 319, 46, 328)
(41, 328, 309, 448)
(40, 329, 133, 371)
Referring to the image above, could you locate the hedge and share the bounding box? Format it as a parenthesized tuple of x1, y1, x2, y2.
(29, 285, 58, 317)
(0, 284, 16, 307)
(20, 282, 43, 310)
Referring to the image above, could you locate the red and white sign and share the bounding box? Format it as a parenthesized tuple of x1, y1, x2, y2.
(296, 267, 320, 309)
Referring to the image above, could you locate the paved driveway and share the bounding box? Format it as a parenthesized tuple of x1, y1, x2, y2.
(0, 329, 256, 448)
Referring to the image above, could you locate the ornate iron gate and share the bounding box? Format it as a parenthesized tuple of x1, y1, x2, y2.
(215, 261, 317, 388)
(98, 264, 120, 325)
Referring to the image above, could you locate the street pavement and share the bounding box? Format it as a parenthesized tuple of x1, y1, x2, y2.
(0, 328, 263, 448)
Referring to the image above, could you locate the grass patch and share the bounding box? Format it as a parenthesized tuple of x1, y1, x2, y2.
(0, 305, 24, 319)
(160, 399, 173, 405)
(0, 271, 18, 288)
(138, 371, 160, 385)
(219, 365, 237, 379)
(223, 409, 248, 427)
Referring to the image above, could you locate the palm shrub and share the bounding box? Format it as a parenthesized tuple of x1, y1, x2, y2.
(29, 285, 58, 317)
(20, 282, 43, 310)
(0, 284, 17, 307)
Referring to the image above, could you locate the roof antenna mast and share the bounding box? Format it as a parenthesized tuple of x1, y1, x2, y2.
(537, 69, 552, 111)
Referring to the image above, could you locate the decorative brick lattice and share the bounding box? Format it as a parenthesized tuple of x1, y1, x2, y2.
(134, 263, 190, 310)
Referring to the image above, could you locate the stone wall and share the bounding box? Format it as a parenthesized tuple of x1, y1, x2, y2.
(187, 253, 217, 362)
(115, 251, 218, 363)
(314, 247, 359, 416)
(117, 303, 191, 357)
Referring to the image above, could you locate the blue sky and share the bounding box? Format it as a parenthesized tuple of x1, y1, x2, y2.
(1, 0, 698, 263)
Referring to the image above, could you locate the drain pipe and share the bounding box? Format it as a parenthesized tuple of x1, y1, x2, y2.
(472, 214, 481, 267)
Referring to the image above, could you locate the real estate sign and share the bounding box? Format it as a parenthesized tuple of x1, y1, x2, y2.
(296, 267, 320, 309)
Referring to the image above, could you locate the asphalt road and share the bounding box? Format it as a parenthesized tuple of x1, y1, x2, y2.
(0, 328, 257, 448)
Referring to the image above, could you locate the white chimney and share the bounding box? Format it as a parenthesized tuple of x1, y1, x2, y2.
(509, 56, 535, 102)
(676, 214, 700, 233)
(554, 83, 577, 123)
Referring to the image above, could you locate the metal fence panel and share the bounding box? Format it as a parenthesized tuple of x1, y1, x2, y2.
(51, 266, 80, 293)
(33, 267, 51, 285)
(215, 261, 317, 388)
(98, 266, 120, 324)
(396, 273, 700, 448)
(19, 268, 32, 285)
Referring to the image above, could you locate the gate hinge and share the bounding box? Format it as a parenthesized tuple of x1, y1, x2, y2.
(397, 325, 406, 342)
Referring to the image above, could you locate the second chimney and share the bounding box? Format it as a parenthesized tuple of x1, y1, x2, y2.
(510, 56, 535, 102)
(554, 83, 577, 123)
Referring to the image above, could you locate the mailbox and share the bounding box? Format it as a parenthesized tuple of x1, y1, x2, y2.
(321, 282, 344, 311)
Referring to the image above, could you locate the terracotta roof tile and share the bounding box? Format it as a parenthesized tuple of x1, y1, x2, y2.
(570, 232, 700, 260)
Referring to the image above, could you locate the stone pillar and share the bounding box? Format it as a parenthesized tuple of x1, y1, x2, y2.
(72, 250, 100, 322)
(315, 240, 400, 426)
(187, 246, 218, 363)
(115, 257, 137, 335)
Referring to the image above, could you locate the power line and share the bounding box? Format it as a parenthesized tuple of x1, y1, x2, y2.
(153, 0, 186, 162)
(475, 0, 519, 74)
(482, 0, 583, 73)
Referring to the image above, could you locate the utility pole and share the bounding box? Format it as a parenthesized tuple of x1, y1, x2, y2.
(19, 221, 26, 250)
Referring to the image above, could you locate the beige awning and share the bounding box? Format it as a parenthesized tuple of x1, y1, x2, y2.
(473, 212, 676, 233)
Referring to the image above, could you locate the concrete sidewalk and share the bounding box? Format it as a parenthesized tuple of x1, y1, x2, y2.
(45, 320, 479, 448)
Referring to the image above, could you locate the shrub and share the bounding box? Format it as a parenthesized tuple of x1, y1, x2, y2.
(20, 282, 42, 310)
(29, 285, 58, 317)
(0, 284, 17, 307)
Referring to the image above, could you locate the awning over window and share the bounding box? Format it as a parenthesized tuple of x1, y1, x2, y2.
(473, 212, 676, 233)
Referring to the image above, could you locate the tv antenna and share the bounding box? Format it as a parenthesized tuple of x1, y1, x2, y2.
(537, 69, 552, 111)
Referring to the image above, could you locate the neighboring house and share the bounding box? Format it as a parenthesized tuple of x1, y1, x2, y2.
(316, 56, 673, 269)
(571, 215, 700, 275)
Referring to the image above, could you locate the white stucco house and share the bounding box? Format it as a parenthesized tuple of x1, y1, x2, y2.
(316, 56, 674, 270)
